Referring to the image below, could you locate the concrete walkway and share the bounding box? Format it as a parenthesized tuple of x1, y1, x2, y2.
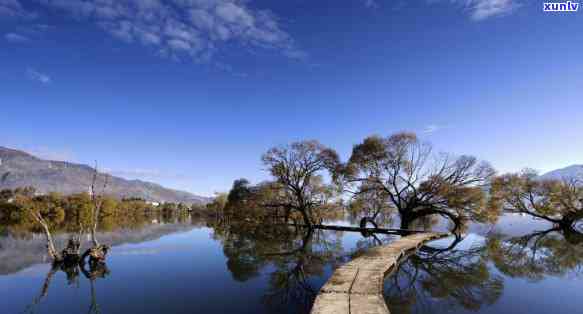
(310, 232, 447, 314)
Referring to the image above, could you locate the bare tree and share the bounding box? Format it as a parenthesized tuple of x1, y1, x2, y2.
(30, 209, 63, 263)
(342, 132, 496, 230)
(25, 194, 80, 264)
(261, 140, 340, 227)
(81, 162, 110, 264)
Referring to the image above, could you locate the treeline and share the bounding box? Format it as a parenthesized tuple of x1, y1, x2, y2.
(0, 187, 205, 234)
(209, 132, 583, 233)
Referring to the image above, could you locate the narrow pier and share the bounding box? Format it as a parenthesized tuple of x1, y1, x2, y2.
(310, 232, 447, 314)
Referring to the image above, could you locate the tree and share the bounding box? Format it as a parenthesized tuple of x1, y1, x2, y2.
(348, 182, 394, 229)
(342, 132, 496, 230)
(227, 179, 251, 203)
(14, 192, 81, 264)
(206, 192, 228, 218)
(261, 140, 340, 227)
(490, 169, 583, 230)
(81, 163, 110, 265)
(225, 178, 252, 213)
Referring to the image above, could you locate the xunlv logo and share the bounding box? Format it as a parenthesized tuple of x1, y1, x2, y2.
(544, 1, 580, 11)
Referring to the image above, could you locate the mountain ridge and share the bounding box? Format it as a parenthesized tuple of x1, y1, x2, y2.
(539, 164, 583, 181)
(0, 146, 211, 205)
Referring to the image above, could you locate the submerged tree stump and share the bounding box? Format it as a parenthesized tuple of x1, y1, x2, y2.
(60, 238, 81, 264)
(82, 245, 110, 264)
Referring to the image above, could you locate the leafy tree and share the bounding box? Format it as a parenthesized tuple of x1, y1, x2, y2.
(341, 132, 496, 230)
(206, 192, 228, 217)
(261, 140, 340, 227)
(490, 169, 583, 230)
(348, 183, 394, 229)
(226, 178, 252, 209)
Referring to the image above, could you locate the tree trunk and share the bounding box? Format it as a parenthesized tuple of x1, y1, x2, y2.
(399, 208, 462, 232)
(563, 226, 583, 245)
(359, 217, 379, 229)
(399, 212, 417, 230)
(32, 212, 62, 263)
(299, 208, 313, 228)
(82, 245, 110, 265)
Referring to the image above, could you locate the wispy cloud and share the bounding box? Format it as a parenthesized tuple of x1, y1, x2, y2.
(25, 68, 51, 84)
(4, 32, 29, 42)
(422, 124, 449, 134)
(446, 0, 520, 20)
(466, 0, 520, 20)
(0, 0, 36, 19)
(8, 0, 304, 63)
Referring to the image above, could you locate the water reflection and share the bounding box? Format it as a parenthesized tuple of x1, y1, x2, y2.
(24, 261, 110, 314)
(385, 235, 502, 313)
(487, 228, 583, 281)
(385, 227, 583, 314)
(210, 221, 353, 314)
(3, 216, 583, 314)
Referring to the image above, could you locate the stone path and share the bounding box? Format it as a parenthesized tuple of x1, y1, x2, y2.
(310, 232, 447, 314)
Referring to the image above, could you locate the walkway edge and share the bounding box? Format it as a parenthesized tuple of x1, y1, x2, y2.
(310, 232, 448, 314)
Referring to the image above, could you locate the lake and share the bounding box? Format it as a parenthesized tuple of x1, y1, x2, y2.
(1, 214, 582, 314)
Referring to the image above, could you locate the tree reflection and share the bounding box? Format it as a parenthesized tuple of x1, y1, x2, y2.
(23, 261, 110, 314)
(487, 228, 583, 281)
(385, 227, 583, 314)
(384, 236, 504, 314)
(210, 220, 348, 314)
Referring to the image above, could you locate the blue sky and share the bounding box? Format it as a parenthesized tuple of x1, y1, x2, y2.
(1, 0, 582, 196)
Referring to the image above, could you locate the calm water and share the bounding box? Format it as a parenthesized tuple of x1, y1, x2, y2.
(1, 214, 582, 314)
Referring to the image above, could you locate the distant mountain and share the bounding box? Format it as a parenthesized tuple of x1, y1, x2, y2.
(539, 165, 583, 181)
(0, 147, 211, 204)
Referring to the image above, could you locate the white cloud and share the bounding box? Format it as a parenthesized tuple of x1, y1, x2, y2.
(439, 0, 519, 20)
(422, 124, 448, 134)
(4, 32, 29, 42)
(25, 68, 51, 84)
(8, 0, 304, 62)
(466, 0, 519, 20)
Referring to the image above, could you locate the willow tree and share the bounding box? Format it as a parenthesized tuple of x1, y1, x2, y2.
(261, 140, 340, 227)
(342, 132, 496, 230)
(490, 170, 583, 231)
(348, 182, 394, 229)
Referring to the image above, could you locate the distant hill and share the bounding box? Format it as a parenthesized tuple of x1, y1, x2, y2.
(539, 165, 583, 181)
(0, 146, 211, 204)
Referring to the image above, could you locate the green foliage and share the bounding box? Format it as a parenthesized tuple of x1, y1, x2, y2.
(0, 188, 196, 234)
